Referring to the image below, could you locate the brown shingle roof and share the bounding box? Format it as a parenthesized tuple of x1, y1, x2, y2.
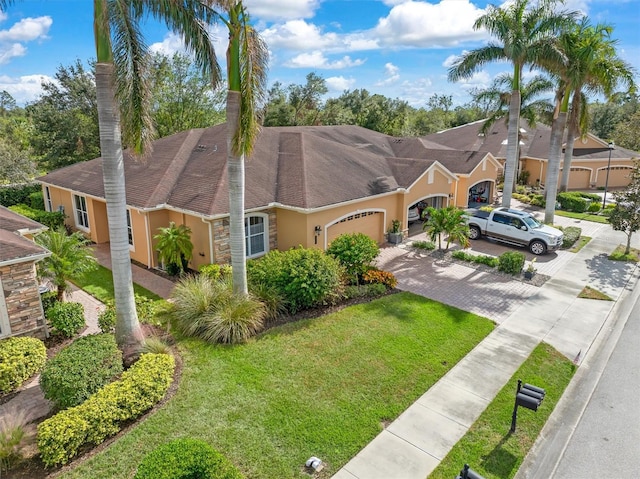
(38, 124, 490, 215)
(0, 206, 50, 264)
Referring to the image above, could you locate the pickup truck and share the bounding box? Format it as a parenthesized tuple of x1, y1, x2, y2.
(465, 207, 564, 255)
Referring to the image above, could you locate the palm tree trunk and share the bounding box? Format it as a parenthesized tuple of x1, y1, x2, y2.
(560, 93, 580, 192)
(545, 110, 568, 223)
(502, 89, 521, 208)
(95, 62, 143, 348)
(226, 89, 248, 295)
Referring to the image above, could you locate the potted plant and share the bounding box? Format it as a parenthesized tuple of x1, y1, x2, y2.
(387, 219, 403, 244)
(523, 258, 537, 280)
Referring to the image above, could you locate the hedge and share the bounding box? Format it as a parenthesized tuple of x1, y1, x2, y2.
(40, 334, 123, 409)
(557, 192, 588, 213)
(0, 183, 41, 207)
(0, 337, 47, 394)
(37, 353, 175, 467)
(134, 439, 243, 479)
(46, 301, 85, 338)
(7, 204, 65, 230)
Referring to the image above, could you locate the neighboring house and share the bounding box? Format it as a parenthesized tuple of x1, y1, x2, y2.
(423, 119, 639, 190)
(38, 124, 501, 271)
(0, 206, 50, 340)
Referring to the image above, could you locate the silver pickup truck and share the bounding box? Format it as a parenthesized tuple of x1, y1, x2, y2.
(465, 207, 564, 255)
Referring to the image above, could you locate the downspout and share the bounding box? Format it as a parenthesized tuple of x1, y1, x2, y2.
(201, 217, 215, 264)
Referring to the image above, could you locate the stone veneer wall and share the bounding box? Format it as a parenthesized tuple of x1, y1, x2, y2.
(0, 262, 48, 340)
(213, 209, 278, 264)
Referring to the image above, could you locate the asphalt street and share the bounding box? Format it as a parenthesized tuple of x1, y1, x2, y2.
(552, 291, 640, 478)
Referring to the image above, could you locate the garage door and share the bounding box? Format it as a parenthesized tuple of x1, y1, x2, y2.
(561, 168, 591, 189)
(596, 167, 633, 188)
(327, 211, 384, 245)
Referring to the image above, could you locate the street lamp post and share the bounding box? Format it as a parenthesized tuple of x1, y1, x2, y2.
(602, 142, 615, 210)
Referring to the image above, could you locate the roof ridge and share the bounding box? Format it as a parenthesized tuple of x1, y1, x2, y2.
(146, 129, 205, 206)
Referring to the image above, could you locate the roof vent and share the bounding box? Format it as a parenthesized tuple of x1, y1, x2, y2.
(195, 144, 207, 151)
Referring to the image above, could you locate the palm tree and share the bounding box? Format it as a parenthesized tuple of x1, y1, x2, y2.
(35, 228, 98, 301)
(154, 222, 194, 275)
(448, 0, 574, 208)
(91, 0, 220, 350)
(423, 206, 470, 251)
(558, 20, 636, 192)
(221, 1, 268, 295)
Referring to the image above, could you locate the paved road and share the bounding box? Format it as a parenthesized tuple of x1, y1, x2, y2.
(553, 290, 640, 478)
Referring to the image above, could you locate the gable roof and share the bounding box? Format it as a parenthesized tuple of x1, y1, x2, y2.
(0, 206, 50, 266)
(38, 124, 490, 216)
(423, 119, 640, 161)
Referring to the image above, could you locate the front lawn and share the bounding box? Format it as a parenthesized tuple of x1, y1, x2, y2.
(429, 343, 575, 479)
(59, 292, 495, 479)
(71, 264, 163, 303)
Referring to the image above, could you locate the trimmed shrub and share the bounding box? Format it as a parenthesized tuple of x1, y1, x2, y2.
(98, 305, 116, 334)
(7, 204, 65, 230)
(580, 192, 601, 202)
(247, 248, 344, 314)
(343, 283, 388, 300)
(326, 233, 379, 284)
(560, 226, 582, 248)
(556, 192, 587, 213)
(452, 251, 499, 268)
(0, 337, 47, 394)
(40, 334, 123, 409)
(37, 353, 174, 467)
(170, 276, 266, 344)
(587, 202, 601, 213)
(0, 184, 41, 208)
(412, 240, 436, 251)
(199, 264, 232, 282)
(529, 194, 546, 207)
(362, 268, 397, 289)
(134, 438, 242, 479)
(47, 301, 85, 337)
(498, 251, 526, 275)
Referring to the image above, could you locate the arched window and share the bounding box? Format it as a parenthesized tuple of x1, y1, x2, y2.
(245, 214, 268, 258)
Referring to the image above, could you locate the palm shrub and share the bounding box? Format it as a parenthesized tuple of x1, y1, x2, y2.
(170, 275, 266, 344)
(247, 247, 344, 313)
(423, 206, 470, 251)
(154, 222, 193, 276)
(326, 232, 379, 284)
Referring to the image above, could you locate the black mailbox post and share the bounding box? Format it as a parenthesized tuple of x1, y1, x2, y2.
(455, 463, 486, 479)
(510, 379, 546, 432)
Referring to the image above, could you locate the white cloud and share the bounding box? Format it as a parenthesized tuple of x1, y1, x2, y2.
(456, 70, 491, 89)
(326, 76, 356, 92)
(375, 62, 400, 86)
(0, 74, 53, 104)
(0, 12, 7, 22)
(0, 43, 26, 64)
(443, 51, 467, 68)
(373, 1, 488, 48)
(245, 0, 320, 20)
(149, 26, 228, 69)
(0, 16, 52, 42)
(261, 20, 339, 50)
(399, 77, 434, 105)
(285, 51, 365, 69)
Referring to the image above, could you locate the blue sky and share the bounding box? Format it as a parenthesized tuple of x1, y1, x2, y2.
(1, 0, 639, 107)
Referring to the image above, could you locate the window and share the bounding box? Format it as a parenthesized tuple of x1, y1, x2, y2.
(245, 215, 268, 258)
(73, 194, 89, 229)
(126, 210, 133, 246)
(44, 186, 52, 212)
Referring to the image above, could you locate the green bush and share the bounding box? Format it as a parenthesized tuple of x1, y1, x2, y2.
(0, 184, 41, 207)
(133, 438, 242, 479)
(587, 202, 601, 213)
(199, 264, 232, 281)
(0, 337, 47, 394)
(170, 276, 266, 344)
(40, 291, 57, 316)
(248, 281, 287, 320)
(529, 194, 546, 207)
(135, 294, 160, 325)
(37, 353, 174, 467)
(29, 191, 45, 210)
(451, 251, 499, 268)
(7, 204, 65, 230)
(343, 283, 388, 299)
(247, 248, 344, 314)
(46, 301, 85, 337)
(560, 226, 582, 248)
(326, 233, 379, 284)
(579, 192, 601, 202)
(40, 334, 123, 409)
(98, 305, 116, 334)
(412, 240, 436, 250)
(556, 192, 587, 213)
(498, 251, 526, 275)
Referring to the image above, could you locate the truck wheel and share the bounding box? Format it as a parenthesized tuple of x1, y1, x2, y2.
(529, 240, 547, 255)
(468, 225, 481, 240)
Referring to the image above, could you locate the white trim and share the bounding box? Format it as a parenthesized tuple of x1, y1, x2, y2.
(0, 251, 51, 268)
(73, 194, 90, 231)
(144, 212, 152, 268)
(0, 277, 10, 338)
(245, 213, 269, 259)
(44, 186, 52, 212)
(324, 208, 386, 250)
(126, 209, 135, 251)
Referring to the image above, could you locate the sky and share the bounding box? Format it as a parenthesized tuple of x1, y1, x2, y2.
(0, 0, 639, 108)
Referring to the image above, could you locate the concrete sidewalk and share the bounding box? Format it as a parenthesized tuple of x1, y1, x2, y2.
(334, 226, 639, 479)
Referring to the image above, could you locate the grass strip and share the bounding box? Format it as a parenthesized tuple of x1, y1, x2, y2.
(608, 245, 640, 262)
(58, 292, 494, 479)
(428, 342, 575, 479)
(554, 210, 610, 224)
(569, 236, 591, 253)
(578, 286, 612, 301)
(71, 264, 162, 303)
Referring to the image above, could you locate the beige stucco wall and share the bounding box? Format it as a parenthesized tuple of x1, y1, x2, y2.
(524, 157, 635, 190)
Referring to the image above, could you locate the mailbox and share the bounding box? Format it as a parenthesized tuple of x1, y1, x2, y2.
(455, 463, 486, 479)
(510, 380, 546, 432)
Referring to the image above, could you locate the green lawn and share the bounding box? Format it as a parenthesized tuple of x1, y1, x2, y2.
(59, 292, 494, 479)
(429, 342, 575, 479)
(554, 210, 610, 224)
(71, 264, 162, 303)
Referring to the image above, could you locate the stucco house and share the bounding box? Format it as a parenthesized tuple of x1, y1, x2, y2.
(37, 124, 500, 271)
(0, 206, 50, 340)
(423, 119, 639, 190)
